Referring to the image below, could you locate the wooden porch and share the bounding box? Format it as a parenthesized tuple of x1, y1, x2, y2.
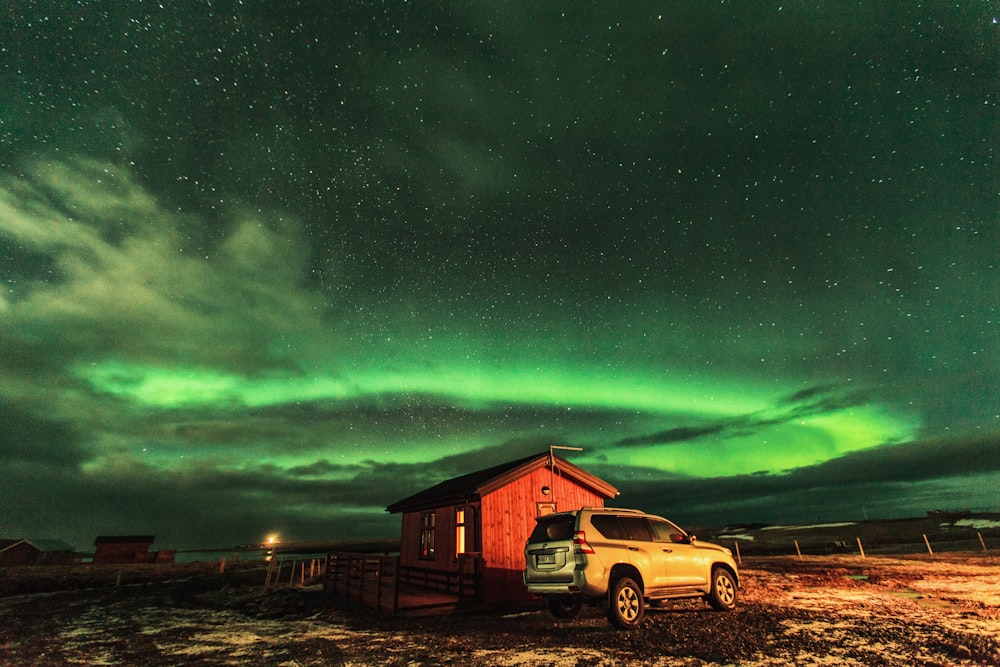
(324, 551, 482, 616)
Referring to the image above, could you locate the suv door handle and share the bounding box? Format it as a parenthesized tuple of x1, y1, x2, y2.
(626, 546, 639, 551)
(662, 549, 673, 553)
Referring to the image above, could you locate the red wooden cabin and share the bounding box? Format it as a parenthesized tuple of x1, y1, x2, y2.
(0, 539, 78, 566)
(93, 535, 155, 564)
(386, 451, 618, 604)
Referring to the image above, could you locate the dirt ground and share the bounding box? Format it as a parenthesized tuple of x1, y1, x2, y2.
(1, 554, 998, 666)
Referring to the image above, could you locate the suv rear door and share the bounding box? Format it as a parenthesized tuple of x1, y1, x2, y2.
(617, 516, 671, 592)
(587, 514, 634, 571)
(524, 514, 576, 584)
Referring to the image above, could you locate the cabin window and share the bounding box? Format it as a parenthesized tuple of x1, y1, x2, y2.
(419, 511, 435, 559)
(455, 508, 466, 557)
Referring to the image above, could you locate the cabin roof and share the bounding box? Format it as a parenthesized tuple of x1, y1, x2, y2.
(0, 538, 76, 553)
(386, 451, 618, 514)
(94, 535, 155, 546)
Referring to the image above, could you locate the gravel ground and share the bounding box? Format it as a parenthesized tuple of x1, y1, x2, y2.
(1, 554, 998, 666)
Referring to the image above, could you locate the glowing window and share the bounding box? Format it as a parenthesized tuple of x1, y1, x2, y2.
(455, 508, 466, 556)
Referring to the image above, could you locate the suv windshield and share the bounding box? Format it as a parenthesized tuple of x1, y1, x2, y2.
(529, 515, 574, 542)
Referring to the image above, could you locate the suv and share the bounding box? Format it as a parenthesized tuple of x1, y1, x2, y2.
(523, 507, 739, 629)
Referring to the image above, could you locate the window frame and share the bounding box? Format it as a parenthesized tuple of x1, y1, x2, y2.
(455, 507, 466, 558)
(419, 510, 436, 560)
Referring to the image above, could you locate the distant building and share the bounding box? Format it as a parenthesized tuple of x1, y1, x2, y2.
(93, 535, 157, 564)
(0, 539, 79, 566)
(927, 509, 973, 519)
(386, 451, 618, 604)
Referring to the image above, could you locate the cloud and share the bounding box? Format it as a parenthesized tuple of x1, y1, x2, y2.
(0, 402, 92, 467)
(616, 425, 725, 447)
(610, 384, 878, 450)
(608, 431, 1000, 525)
(0, 156, 330, 378)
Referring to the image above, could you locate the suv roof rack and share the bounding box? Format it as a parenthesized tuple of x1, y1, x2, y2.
(583, 506, 644, 514)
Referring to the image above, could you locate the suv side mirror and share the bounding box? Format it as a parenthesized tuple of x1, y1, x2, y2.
(688, 534, 697, 542)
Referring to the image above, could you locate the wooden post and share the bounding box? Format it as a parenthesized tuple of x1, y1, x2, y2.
(458, 556, 466, 603)
(356, 556, 365, 603)
(856, 537, 865, 559)
(219, 557, 226, 575)
(392, 556, 401, 615)
(978, 532, 987, 552)
(923, 534, 933, 555)
(733, 541, 742, 565)
(794, 540, 802, 560)
(264, 556, 275, 590)
(335, 554, 342, 593)
(375, 557, 384, 613)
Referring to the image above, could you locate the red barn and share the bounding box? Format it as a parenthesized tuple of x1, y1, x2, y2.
(93, 535, 155, 564)
(0, 539, 78, 566)
(386, 451, 618, 604)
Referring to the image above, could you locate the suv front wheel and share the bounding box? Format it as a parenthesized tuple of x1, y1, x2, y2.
(707, 567, 738, 611)
(608, 577, 644, 629)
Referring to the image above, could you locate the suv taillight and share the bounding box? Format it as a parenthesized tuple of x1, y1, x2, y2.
(573, 531, 594, 554)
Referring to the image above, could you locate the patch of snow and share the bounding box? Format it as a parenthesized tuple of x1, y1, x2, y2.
(717, 533, 755, 541)
(954, 518, 1000, 529)
(760, 522, 856, 531)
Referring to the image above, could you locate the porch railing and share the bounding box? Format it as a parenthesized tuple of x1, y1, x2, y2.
(324, 551, 482, 615)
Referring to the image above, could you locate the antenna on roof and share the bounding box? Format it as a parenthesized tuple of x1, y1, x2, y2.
(547, 446, 583, 507)
(548, 445, 583, 467)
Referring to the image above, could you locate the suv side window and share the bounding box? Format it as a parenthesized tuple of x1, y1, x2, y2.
(649, 518, 687, 543)
(590, 514, 625, 539)
(620, 517, 654, 541)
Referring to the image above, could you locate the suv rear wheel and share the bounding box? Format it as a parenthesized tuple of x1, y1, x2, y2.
(608, 577, 644, 629)
(548, 595, 583, 619)
(707, 567, 737, 611)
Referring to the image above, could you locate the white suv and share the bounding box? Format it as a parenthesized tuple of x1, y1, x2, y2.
(523, 507, 739, 629)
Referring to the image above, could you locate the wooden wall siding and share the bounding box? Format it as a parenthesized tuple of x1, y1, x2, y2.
(0, 542, 40, 567)
(399, 505, 473, 571)
(398, 511, 418, 568)
(93, 543, 153, 564)
(479, 466, 607, 603)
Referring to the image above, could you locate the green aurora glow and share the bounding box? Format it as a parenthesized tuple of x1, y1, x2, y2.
(1, 2, 997, 549)
(76, 359, 920, 479)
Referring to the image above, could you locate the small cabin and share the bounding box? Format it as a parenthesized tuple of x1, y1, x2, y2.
(93, 535, 156, 564)
(386, 451, 618, 604)
(0, 539, 78, 566)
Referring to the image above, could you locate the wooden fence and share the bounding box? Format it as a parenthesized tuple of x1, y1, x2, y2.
(264, 554, 326, 589)
(325, 551, 482, 615)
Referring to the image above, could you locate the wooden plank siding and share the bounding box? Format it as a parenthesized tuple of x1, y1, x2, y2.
(398, 503, 479, 571)
(479, 467, 607, 603)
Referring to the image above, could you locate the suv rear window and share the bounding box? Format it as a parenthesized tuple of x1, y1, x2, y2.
(529, 515, 574, 542)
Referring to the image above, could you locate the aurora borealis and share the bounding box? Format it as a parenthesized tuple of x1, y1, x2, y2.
(2, 3, 998, 550)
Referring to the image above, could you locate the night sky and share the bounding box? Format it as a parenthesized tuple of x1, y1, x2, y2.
(2, 3, 998, 551)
